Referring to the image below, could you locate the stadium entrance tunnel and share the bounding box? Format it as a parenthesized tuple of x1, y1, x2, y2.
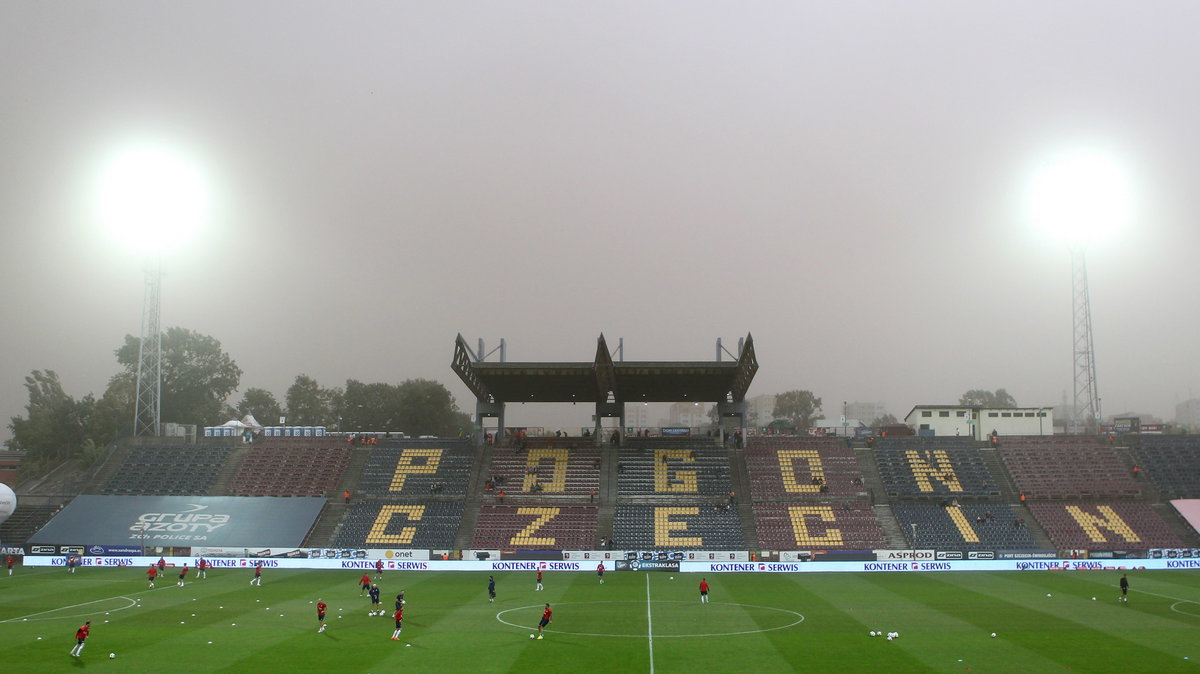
(496, 601, 803, 638)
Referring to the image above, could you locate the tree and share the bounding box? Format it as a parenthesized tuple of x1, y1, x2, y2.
(236, 388, 283, 424)
(336, 378, 470, 436)
(116, 327, 242, 427)
(772, 390, 823, 431)
(87, 374, 135, 444)
(870, 413, 899, 428)
(958, 389, 1018, 408)
(8, 370, 92, 470)
(395, 379, 471, 437)
(285, 375, 338, 426)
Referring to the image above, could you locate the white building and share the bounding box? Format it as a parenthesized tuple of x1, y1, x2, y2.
(668, 402, 709, 428)
(1177, 399, 1200, 431)
(846, 401, 889, 425)
(745, 394, 779, 427)
(904, 405, 1054, 440)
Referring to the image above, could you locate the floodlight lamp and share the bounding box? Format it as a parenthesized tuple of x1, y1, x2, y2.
(1024, 147, 1135, 246)
(96, 143, 210, 254)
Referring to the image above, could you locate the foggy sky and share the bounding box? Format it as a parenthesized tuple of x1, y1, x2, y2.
(3, 1, 1199, 442)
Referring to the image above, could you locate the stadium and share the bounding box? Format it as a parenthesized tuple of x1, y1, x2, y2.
(2, 335, 1199, 673)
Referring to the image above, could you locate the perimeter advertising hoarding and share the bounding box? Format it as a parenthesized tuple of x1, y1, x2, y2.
(19, 555, 1200, 572)
(615, 559, 680, 572)
(27, 495, 326, 548)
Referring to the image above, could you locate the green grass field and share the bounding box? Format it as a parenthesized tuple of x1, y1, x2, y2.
(2, 565, 1198, 672)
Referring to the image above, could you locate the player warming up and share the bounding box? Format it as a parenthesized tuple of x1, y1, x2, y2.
(316, 599, 328, 632)
(597, 562, 605, 584)
(6, 554, 14, 575)
(177, 564, 188, 587)
(1119, 573, 1130, 603)
(251, 562, 263, 586)
(390, 605, 404, 640)
(699, 578, 710, 603)
(536, 603, 552, 639)
(66, 555, 77, 574)
(69, 621, 90, 657)
(360, 573, 372, 596)
(395, 589, 406, 611)
(369, 583, 382, 612)
(197, 557, 208, 579)
(375, 559, 384, 580)
(535, 568, 543, 591)
(147, 564, 157, 588)
(488, 576, 496, 603)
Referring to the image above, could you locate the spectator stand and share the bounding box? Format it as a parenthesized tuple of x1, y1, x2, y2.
(613, 503, 744, 550)
(228, 443, 352, 497)
(332, 500, 464, 549)
(1026, 501, 1184, 550)
(100, 445, 234, 496)
(872, 437, 1000, 499)
(998, 437, 1139, 499)
(744, 436, 885, 551)
(1131, 435, 1200, 499)
(891, 503, 1037, 550)
(470, 505, 598, 550)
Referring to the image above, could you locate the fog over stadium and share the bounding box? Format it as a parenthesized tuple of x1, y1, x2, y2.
(3, 1, 1200, 442)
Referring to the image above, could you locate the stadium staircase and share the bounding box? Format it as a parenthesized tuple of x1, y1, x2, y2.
(852, 447, 887, 506)
(206, 443, 252, 496)
(979, 447, 1020, 502)
(1113, 444, 1200, 546)
(79, 439, 135, 494)
(852, 447, 907, 547)
(728, 445, 759, 549)
(1017, 506, 1057, 550)
(337, 447, 373, 496)
(594, 448, 618, 545)
(303, 502, 347, 547)
(450, 444, 491, 550)
(1152, 504, 1200, 547)
(872, 504, 908, 549)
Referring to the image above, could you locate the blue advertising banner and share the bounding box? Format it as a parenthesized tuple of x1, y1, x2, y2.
(28, 496, 326, 548)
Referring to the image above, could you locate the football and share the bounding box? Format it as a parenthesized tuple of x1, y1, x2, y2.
(529, 634, 535, 639)
(869, 631, 876, 637)
(991, 633, 997, 638)
(109, 653, 116, 659)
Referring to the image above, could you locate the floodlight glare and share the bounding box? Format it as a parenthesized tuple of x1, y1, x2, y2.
(96, 143, 209, 254)
(1024, 147, 1134, 246)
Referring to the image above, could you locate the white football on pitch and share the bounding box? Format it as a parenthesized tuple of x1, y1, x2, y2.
(109, 653, 116, 659)
(529, 634, 535, 639)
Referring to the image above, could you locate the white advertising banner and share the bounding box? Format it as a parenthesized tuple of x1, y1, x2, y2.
(681, 558, 1187, 573)
(22, 555, 1198, 573)
(561, 550, 627, 561)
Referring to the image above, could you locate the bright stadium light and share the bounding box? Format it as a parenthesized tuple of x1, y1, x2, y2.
(1022, 144, 1137, 435)
(92, 138, 211, 436)
(1024, 146, 1135, 246)
(95, 142, 210, 254)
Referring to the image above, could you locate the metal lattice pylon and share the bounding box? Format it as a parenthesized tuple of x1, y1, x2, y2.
(1070, 247, 1101, 434)
(133, 260, 162, 436)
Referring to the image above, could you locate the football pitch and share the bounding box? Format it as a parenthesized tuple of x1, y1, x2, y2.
(2, 566, 1198, 673)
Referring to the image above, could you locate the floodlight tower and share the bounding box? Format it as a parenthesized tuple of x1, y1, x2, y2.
(1069, 247, 1101, 435)
(96, 141, 209, 437)
(1026, 146, 1133, 435)
(133, 259, 163, 436)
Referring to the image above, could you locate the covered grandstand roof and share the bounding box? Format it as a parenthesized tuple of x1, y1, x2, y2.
(451, 334, 758, 404)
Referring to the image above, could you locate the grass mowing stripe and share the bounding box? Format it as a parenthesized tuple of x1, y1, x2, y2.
(3, 567, 1198, 672)
(645, 573, 655, 674)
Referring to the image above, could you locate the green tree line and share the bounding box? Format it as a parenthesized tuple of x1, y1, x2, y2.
(8, 327, 471, 474)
